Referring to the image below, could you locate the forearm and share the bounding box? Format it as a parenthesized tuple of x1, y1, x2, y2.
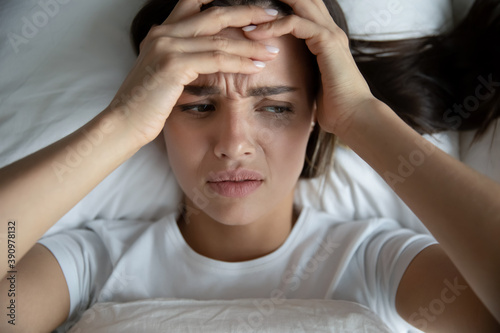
(338, 98, 500, 320)
(0, 107, 142, 279)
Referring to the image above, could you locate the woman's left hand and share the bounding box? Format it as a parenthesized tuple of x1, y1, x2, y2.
(242, 0, 374, 137)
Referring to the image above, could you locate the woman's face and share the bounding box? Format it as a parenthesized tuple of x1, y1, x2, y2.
(164, 29, 316, 226)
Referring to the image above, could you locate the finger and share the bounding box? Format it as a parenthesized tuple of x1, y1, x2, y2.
(165, 5, 279, 38)
(243, 15, 349, 53)
(167, 36, 280, 61)
(244, 15, 319, 41)
(174, 51, 266, 85)
(277, 0, 333, 26)
(164, 0, 214, 24)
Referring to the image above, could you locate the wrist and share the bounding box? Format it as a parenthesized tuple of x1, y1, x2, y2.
(92, 107, 146, 156)
(335, 97, 425, 174)
(331, 97, 387, 141)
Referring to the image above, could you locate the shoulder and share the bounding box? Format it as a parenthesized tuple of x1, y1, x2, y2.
(301, 206, 402, 236)
(299, 207, 436, 261)
(81, 213, 177, 261)
(86, 212, 175, 238)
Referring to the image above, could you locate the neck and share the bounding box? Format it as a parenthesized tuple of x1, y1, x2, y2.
(177, 192, 298, 262)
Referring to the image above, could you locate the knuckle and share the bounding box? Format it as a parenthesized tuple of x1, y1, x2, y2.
(317, 29, 331, 42)
(286, 15, 299, 26)
(332, 27, 349, 44)
(244, 4, 256, 16)
(247, 4, 267, 22)
(150, 36, 172, 53)
(146, 25, 166, 40)
(212, 51, 226, 65)
(207, 6, 232, 31)
(250, 40, 262, 50)
(240, 57, 248, 69)
(279, 16, 296, 32)
(157, 53, 176, 71)
(211, 36, 230, 51)
(207, 6, 225, 21)
(149, 24, 163, 34)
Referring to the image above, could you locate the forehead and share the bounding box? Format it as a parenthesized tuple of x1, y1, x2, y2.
(189, 28, 313, 94)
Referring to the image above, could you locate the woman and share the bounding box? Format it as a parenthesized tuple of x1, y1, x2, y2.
(0, 0, 499, 332)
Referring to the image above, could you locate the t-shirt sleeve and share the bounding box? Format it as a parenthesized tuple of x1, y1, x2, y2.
(37, 228, 113, 328)
(336, 219, 437, 333)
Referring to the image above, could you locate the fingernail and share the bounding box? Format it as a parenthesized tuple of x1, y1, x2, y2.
(265, 45, 280, 54)
(265, 8, 279, 16)
(242, 25, 257, 32)
(253, 61, 266, 68)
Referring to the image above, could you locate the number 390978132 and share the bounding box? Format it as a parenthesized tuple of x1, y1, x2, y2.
(7, 221, 16, 270)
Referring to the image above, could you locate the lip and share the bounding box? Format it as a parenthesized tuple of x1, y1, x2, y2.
(207, 169, 264, 198)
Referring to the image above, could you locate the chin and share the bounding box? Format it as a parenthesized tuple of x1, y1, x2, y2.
(204, 202, 265, 227)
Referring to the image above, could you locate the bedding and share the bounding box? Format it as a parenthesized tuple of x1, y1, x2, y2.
(66, 299, 393, 333)
(339, 0, 454, 40)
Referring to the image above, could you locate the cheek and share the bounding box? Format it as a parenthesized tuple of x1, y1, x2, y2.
(262, 117, 312, 180)
(163, 120, 205, 189)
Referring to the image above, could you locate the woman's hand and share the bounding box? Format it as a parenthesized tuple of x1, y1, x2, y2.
(241, 0, 374, 137)
(108, 0, 281, 146)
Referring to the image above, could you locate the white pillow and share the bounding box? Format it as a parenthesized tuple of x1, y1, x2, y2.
(67, 298, 392, 333)
(0, 0, 182, 235)
(337, 0, 454, 40)
(295, 132, 460, 235)
(0, 0, 456, 237)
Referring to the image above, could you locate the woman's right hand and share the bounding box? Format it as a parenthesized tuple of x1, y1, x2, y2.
(108, 0, 281, 146)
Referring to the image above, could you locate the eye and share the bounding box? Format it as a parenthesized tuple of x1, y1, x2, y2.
(179, 104, 216, 113)
(258, 106, 293, 114)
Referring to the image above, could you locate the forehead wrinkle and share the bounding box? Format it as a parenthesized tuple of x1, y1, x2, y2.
(183, 85, 220, 96)
(188, 73, 247, 99)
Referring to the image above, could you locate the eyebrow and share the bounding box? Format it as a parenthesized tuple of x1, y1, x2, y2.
(183, 85, 298, 97)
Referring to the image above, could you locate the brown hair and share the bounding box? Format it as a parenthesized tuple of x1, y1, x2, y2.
(351, 0, 500, 139)
(130, 0, 347, 179)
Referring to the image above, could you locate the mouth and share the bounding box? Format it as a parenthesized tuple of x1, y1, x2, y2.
(207, 169, 264, 198)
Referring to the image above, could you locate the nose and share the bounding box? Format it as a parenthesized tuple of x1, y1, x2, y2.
(213, 110, 256, 160)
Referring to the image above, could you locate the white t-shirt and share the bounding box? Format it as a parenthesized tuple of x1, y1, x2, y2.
(38, 207, 436, 332)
